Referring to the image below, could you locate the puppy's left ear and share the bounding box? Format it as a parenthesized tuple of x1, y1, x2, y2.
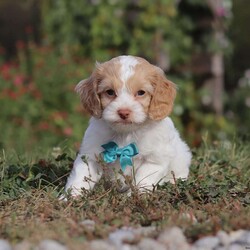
(148, 69, 176, 120)
(75, 72, 102, 118)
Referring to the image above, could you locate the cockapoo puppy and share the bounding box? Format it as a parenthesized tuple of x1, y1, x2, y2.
(65, 55, 191, 196)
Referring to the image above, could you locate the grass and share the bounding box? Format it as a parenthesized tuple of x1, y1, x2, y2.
(0, 139, 249, 248)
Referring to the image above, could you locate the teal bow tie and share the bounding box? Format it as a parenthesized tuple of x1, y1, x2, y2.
(101, 141, 139, 171)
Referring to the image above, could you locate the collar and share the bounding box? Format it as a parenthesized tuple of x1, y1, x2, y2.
(101, 141, 139, 171)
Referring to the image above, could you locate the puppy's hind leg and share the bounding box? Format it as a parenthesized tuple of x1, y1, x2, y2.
(168, 147, 191, 183)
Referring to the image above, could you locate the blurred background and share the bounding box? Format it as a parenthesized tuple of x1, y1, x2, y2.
(0, 0, 249, 153)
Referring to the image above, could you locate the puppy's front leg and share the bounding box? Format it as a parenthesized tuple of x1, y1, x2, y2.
(134, 162, 169, 191)
(65, 154, 103, 197)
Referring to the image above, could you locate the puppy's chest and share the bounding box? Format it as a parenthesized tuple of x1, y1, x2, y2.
(113, 135, 149, 162)
(102, 133, 162, 172)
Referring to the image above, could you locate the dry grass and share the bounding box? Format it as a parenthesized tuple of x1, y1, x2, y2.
(0, 140, 249, 247)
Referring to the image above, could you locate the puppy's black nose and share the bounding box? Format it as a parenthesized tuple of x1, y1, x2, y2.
(117, 109, 131, 120)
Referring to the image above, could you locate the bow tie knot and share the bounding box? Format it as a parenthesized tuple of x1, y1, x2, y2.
(101, 141, 139, 171)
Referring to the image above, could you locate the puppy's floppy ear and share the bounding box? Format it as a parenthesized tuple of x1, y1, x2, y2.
(148, 68, 176, 120)
(75, 70, 102, 118)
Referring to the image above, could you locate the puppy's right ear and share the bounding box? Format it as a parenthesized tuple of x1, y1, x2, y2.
(75, 72, 102, 118)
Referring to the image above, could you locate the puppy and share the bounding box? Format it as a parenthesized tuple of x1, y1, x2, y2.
(65, 55, 191, 196)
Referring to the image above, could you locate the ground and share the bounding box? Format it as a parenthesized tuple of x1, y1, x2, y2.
(0, 139, 249, 249)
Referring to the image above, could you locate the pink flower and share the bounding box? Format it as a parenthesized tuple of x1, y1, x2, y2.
(63, 127, 73, 136)
(16, 40, 25, 50)
(216, 7, 226, 17)
(1, 63, 11, 79)
(8, 90, 18, 100)
(14, 75, 25, 86)
(38, 122, 50, 130)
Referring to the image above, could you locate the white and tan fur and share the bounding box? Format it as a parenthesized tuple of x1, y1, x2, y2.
(65, 55, 192, 196)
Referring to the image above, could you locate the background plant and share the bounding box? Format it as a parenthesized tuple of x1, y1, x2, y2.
(0, 44, 90, 152)
(0, 0, 249, 153)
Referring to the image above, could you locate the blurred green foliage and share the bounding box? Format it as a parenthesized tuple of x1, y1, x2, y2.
(0, 44, 90, 152)
(0, 0, 249, 153)
(42, 0, 192, 64)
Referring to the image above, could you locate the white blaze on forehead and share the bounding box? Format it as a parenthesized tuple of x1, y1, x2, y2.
(119, 56, 138, 84)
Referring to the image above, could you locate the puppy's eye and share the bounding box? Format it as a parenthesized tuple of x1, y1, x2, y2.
(137, 90, 146, 96)
(106, 89, 116, 96)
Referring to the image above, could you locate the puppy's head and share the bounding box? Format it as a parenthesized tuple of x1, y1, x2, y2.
(76, 56, 176, 131)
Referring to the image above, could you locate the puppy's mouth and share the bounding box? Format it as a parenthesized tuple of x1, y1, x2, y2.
(114, 120, 133, 125)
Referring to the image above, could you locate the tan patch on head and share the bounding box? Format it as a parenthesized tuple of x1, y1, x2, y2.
(126, 58, 176, 120)
(75, 59, 123, 117)
(125, 60, 155, 114)
(96, 59, 123, 110)
(96, 59, 123, 92)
